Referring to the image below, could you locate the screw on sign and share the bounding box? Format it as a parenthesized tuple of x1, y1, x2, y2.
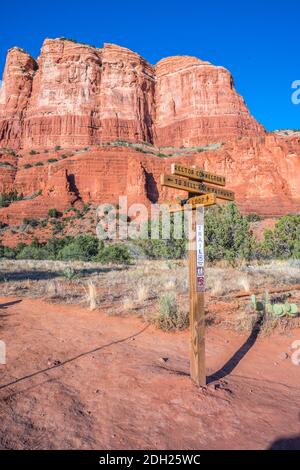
(161, 165, 235, 387)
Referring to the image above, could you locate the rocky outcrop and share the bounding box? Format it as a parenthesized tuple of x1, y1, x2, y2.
(0, 38, 299, 224)
(155, 56, 265, 147)
(0, 48, 37, 149)
(0, 38, 263, 150)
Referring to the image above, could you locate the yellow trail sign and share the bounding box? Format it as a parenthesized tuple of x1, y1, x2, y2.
(188, 193, 217, 206)
(168, 193, 216, 212)
(171, 163, 226, 187)
(161, 174, 235, 201)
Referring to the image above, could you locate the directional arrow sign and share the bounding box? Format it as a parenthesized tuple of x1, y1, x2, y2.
(161, 174, 235, 201)
(171, 163, 226, 187)
(168, 193, 216, 212)
(188, 194, 216, 207)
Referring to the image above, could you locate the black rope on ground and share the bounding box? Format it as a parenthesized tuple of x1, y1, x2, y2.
(0, 325, 149, 392)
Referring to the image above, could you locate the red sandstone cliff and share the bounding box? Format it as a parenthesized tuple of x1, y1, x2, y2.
(0, 38, 264, 149)
(0, 38, 299, 228)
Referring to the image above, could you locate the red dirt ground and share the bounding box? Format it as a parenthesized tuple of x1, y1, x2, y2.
(0, 297, 300, 450)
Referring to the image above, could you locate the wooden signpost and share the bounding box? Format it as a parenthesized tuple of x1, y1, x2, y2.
(161, 165, 235, 387)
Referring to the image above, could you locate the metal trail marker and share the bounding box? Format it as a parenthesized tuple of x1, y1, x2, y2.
(161, 165, 235, 387)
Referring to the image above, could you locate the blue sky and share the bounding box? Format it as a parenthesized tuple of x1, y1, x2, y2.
(1, 0, 299, 130)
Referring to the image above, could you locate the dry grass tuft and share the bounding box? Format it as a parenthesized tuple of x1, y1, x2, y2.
(136, 284, 149, 303)
(84, 281, 97, 311)
(123, 297, 134, 311)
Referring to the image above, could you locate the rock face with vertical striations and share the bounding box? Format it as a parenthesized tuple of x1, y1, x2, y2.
(0, 38, 264, 149)
(0, 48, 37, 149)
(154, 56, 265, 147)
(0, 38, 299, 230)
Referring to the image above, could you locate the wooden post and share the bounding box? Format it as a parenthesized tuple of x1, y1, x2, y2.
(161, 166, 234, 388)
(189, 206, 206, 387)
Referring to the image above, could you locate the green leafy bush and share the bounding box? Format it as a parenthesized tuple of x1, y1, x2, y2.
(96, 244, 132, 264)
(260, 215, 300, 259)
(0, 190, 23, 208)
(204, 203, 257, 262)
(48, 208, 60, 219)
(17, 245, 49, 260)
(57, 235, 101, 261)
(2, 246, 17, 259)
(136, 214, 187, 260)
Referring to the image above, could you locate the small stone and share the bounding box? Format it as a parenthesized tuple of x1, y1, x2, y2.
(278, 352, 289, 361)
(160, 357, 169, 363)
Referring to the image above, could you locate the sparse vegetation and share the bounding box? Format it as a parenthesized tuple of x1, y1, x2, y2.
(48, 208, 60, 219)
(260, 215, 300, 259)
(23, 218, 40, 228)
(153, 292, 189, 331)
(0, 190, 23, 208)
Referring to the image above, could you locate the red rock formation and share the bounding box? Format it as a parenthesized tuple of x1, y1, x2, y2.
(0, 48, 37, 149)
(0, 38, 263, 150)
(1, 40, 156, 149)
(155, 56, 265, 147)
(0, 38, 299, 228)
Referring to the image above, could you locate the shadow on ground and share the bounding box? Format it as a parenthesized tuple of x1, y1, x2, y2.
(0, 266, 127, 282)
(268, 435, 300, 450)
(208, 315, 263, 384)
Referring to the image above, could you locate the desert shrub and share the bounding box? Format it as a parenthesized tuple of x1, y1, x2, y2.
(51, 221, 65, 234)
(57, 235, 100, 261)
(96, 244, 132, 264)
(260, 215, 300, 259)
(134, 204, 259, 262)
(246, 213, 262, 222)
(39, 219, 48, 228)
(0, 221, 8, 230)
(61, 267, 77, 280)
(136, 214, 187, 260)
(0, 162, 16, 169)
(29, 150, 38, 155)
(205, 203, 256, 262)
(45, 237, 74, 259)
(16, 244, 49, 260)
(154, 292, 189, 331)
(48, 158, 58, 164)
(82, 203, 90, 214)
(23, 218, 39, 228)
(2, 246, 17, 259)
(24, 163, 33, 169)
(48, 208, 60, 219)
(0, 190, 22, 208)
(34, 162, 44, 167)
(55, 145, 61, 151)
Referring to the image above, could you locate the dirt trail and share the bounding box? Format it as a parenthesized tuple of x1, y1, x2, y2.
(0, 296, 300, 450)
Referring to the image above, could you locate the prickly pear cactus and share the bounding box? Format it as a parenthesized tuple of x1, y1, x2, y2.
(289, 304, 299, 317)
(273, 304, 285, 318)
(250, 293, 298, 319)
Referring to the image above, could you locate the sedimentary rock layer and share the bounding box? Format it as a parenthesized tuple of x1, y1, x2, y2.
(0, 39, 264, 149)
